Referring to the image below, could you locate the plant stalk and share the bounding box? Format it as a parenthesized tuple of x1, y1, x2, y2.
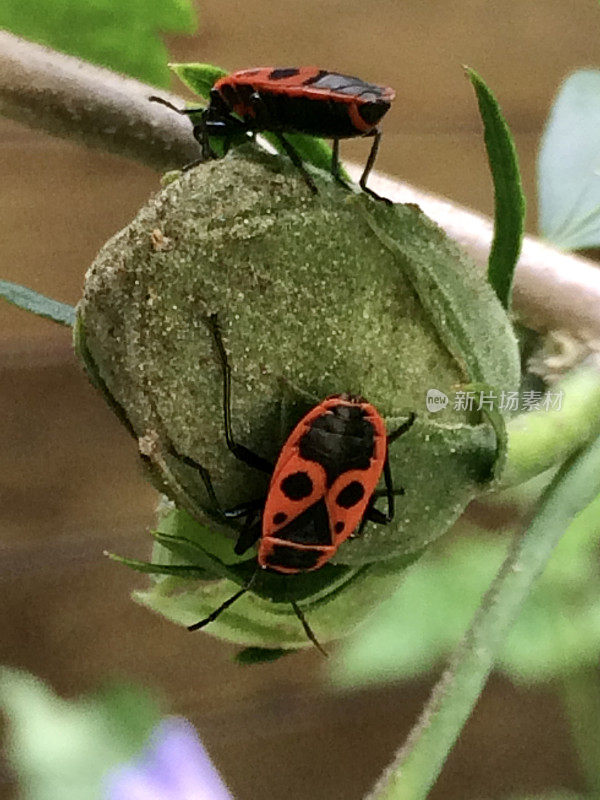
(366, 434, 600, 800)
(2, 31, 600, 341)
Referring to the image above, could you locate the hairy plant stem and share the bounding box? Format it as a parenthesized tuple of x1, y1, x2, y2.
(2, 31, 600, 341)
(501, 357, 600, 487)
(366, 434, 600, 800)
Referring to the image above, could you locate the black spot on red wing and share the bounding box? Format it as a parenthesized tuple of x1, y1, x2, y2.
(275, 499, 331, 545)
(266, 544, 323, 571)
(358, 99, 391, 126)
(273, 511, 287, 525)
(281, 471, 313, 500)
(335, 521, 345, 534)
(336, 481, 365, 508)
(269, 67, 300, 80)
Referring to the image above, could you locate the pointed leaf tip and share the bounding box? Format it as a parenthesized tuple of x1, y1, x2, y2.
(466, 67, 525, 310)
(169, 62, 228, 99)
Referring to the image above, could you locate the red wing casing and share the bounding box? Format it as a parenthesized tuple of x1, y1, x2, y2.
(258, 397, 387, 573)
(214, 68, 394, 137)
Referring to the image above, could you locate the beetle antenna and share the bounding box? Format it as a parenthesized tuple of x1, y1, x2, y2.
(188, 571, 257, 632)
(291, 601, 328, 658)
(149, 95, 205, 116)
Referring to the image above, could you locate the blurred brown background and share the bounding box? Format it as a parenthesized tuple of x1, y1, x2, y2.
(2, 1, 600, 797)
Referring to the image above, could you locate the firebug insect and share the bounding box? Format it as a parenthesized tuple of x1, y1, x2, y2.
(150, 66, 395, 202)
(179, 315, 415, 653)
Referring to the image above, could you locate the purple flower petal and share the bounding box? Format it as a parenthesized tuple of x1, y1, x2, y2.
(106, 718, 233, 800)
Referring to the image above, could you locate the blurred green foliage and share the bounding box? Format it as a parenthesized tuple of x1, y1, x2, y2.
(0, 669, 160, 800)
(331, 491, 600, 687)
(0, 0, 197, 86)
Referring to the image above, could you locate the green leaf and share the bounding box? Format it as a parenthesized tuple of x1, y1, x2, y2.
(0, 669, 160, 800)
(333, 488, 600, 689)
(2, 2, 196, 87)
(0, 0, 196, 87)
(499, 490, 600, 682)
(151, 531, 242, 584)
(538, 70, 600, 249)
(0, 280, 75, 326)
(157, 507, 248, 565)
(170, 62, 228, 99)
(330, 537, 506, 688)
(134, 552, 419, 649)
(105, 551, 211, 580)
(466, 67, 525, 310)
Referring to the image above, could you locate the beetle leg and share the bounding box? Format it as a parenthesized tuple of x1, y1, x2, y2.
(148, 95, 204, 116)
(273, 133, 318, 195)
(291, 601, 328, 657)
(354, 410, 415, 534)
(387, 412, 416, 444)
(149, 96, 216, 161)
(206, 314, 274, 474)
(181, 156, 204, 173)
(330, 138, 350, 191)
(223, 497, 266, 519)
(380, 455, 396, 523)
(188, 571, 258, 631)
(234, 513, 263, 555)
(359, 129, 392, 205)
(358, 412, 416, 525)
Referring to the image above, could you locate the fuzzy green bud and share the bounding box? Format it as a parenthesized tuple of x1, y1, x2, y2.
(78, 147, 519, 648)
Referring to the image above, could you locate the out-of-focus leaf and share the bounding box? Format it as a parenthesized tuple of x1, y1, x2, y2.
(466, 67, 524, 310)
(538, 70, 600, 249)
(0, 669, 160, 800)
(0, 280, 75, 326)
(331, 489, 600, 687)
(330, 536, 506, 687)
(0, 0, 196, 87)
(499, 491, 600, 682)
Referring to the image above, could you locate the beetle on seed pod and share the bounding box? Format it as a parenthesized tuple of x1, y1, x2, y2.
(77, 140, 519, 653)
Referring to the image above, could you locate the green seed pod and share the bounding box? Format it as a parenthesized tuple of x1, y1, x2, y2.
(78, 146, 519, 648)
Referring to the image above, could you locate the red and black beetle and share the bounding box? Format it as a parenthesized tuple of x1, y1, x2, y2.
(179, 316, 415, 650)
(151, 66, 395, 201)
